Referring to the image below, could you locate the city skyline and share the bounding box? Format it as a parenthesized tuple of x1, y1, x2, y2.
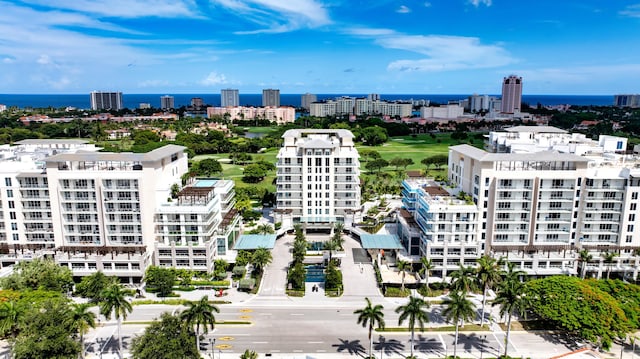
(0, 1, 639, 95)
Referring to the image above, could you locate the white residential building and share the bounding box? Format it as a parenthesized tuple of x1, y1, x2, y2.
(90, 91, 123, 111)
(276, 130, 361, 229)
(397, 179, 479, 278)
(420, 104, 464, 119)
(0, 140, 240, 282)
(310, 97, 412, 118)
(448, 130, 640, 280)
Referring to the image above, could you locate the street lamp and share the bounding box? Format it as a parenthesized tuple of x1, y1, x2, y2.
(209, 338, 215, 359)
(480, 335, 487, 359)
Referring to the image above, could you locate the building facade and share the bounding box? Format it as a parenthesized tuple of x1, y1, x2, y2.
(207, 106, 295, 124)
(501, 75, 522, 114)
(0, 141, 240, 282)
(160, 95, 175, 109)
(221, 89, 240, 107)
(262, 89, 280, 107)
(90, 91, 123, 111)
(310, 97, 412, 118)
(614, 94, 640, 108)
(276, 130, 361, 229)
(301, 93, 317, 110)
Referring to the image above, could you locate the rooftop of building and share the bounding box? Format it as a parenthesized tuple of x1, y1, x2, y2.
(282, 129, 354, 139)
(44, 144, 186, 164)
(504, 125, 568, 133)
(15, 139, 91, 145)
(451, 144, 591, 163)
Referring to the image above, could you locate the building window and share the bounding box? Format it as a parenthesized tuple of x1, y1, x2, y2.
(628, 225, 634, 232)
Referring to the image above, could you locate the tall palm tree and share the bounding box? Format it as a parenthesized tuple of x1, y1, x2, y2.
(251, 247, 273, 274)
(492, 263, 528, 358)
(354, 297, 386, 359)
(476, 255, 502, 327)
(578, 249, 592, 279)
(450, 264, 478, 294)
(419, 257, 435, 295)
(601, 251, 617, 279)
(180, 295, 220, 352)
(100, 283, 133, 359)
(66, 303, 97, 359)
(332, 222, 345, 250)
(256, 224, 274, 235)
(396, 296, 430, 358)
(396, 260, 410, 292)
(442, 290, 477, 359)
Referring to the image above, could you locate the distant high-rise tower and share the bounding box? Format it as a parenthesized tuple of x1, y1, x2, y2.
(160, 95, 174, 109)
(191, 97, 204, 109)
(501, 75, 522, 114)
(221, 89, 239, 107)
(368, 93, 380, 101)
(90, 91, 123, 111)
(262, 89, 280, 107)
(301, 93, 317, 110)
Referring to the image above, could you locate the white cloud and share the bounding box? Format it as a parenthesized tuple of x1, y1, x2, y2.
(18, 0, 200, 18)
(138, 79, 170, 88)
(468, 0, 492, 7)
(211, 0, 331, 34)
(619, 4, 640, 18)
(36, 55, 53, 65)
(397, 5, 411, 13)
(348, 28, 515, 72)
(200, 72, 228, 86)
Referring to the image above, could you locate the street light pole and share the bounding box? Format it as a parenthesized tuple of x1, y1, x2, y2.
(480, 335, 486, 359)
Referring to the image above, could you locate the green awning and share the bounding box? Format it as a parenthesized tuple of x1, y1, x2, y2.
(234, 234, 277, 250)
(360, 233, 403, 249)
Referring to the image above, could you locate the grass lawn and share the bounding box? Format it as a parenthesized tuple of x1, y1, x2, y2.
(357, 133, 484, 171)
(242, 126, 279, 134)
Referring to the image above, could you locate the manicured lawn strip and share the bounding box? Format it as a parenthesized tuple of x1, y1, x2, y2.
(377, 324, 489, 332)
(124, 321, 251, 325)
(132, 299, 231, 305)
(243, 126, 279, 134)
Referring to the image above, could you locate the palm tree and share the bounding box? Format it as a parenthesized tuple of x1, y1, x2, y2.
(324, 238, 340, 263)
(180, 295, 220, 352)
(251, 247, 273, 274)
(396, 260, 410, 292)
(601, 251, 617, 279)
(396, 296, 430, 358)
(239, 349, 259, 359)
(99, 283, 133, 359)
(354, 297, 386, 359)
(450, 264, 478, 294)
(66, 303, 97, 359)
(476, 255, 502, 327)
(442, 291, 477, 359)
(578, 249, 592, 279)
(256, 223, 274, 234)
(419, 257, 435, 295)
(332, 222, 345, 250)
(492, 263, 528, 358)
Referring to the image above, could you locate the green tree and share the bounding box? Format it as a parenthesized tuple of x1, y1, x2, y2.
(601, 251, 617, 279)
(66, 303, 97, 359)
(354, 297, 385, 359)
(419, 257, 435, 296)
(287, 261, 306, 290)
(100, 283, 133, 358)
(12, 299, 81, 359)
(1, 258, 73, 293)
(578, 249, 593, 280)
(389, 157, 413, 171)
(144, 265, 177, 297)
(476, 255, 502, 327)
(360, 126, 388, 146)
(254, 223, 274, 234)
(442, 291, 477, 359)
(196, 158, 222, 176)
(75, 271, 117, 303)
(242, 163, 267, 183)
(130, 312, 199, 359)
(492, 263, 528, 358)
(325, 260, 343, 291)
(251, 247, 273, 274)
(292, 239, 307, 264)
(527, 276, 629, 350)
(450, 264, 478, 294)
(240, 349, 259, 359)
(396, 260, 410, 292)
(359, 149, 381, 162)
(365, 158, 389, 173)
(395, 296, 430, 359)
(180, 295, 219, 352)
(585, 279, 640, 329)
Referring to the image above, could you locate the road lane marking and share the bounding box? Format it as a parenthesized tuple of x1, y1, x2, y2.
(438, 334, 446, 351)
(252, 341, 268, 344)
(290, 313, 304, 316)
(492, 333, 504, 353)
(308, 341, 323, 344)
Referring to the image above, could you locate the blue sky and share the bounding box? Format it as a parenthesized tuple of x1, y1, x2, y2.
(1, 0, 639, 95)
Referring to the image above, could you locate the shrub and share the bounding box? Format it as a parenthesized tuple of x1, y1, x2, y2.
(238, 278, 256, 291)
(384, 287, 410, 297)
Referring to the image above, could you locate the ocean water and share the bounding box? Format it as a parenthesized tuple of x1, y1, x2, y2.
(0, 93, 614, 110)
